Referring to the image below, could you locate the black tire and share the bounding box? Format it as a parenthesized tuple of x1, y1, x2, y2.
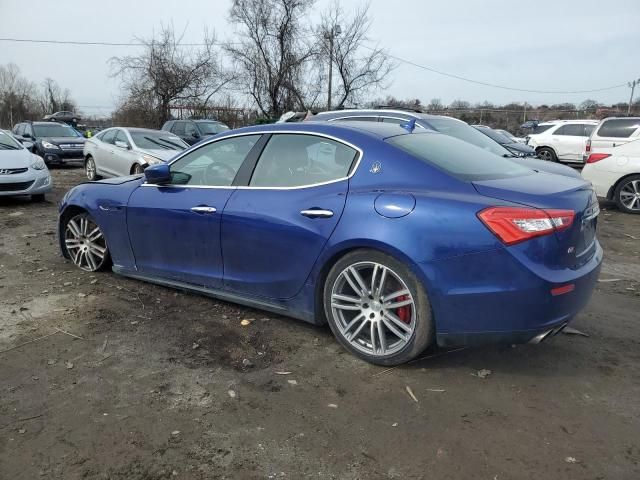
(85, 156, 100, 181)
(614, 174, 640, 214)
(323, 249, 434, 366)
(61, 212, 111, 272)
(536, 147, 557, 162)
(31, 194, 46, 202)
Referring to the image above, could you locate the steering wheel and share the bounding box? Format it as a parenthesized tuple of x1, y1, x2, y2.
(204, 161, 237, 185)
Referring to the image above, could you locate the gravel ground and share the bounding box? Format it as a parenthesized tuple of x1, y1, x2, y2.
(1, 166, 639, 480)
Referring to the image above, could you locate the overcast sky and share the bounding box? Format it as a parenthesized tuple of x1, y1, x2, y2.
(1, 0, 639, 117)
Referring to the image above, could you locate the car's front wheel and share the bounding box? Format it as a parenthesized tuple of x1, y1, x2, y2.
(62, 212, 111, 272)
(323, 249, 434, 366)
(85, 156, 99, 181)
(614, 174, 640, 214)
(537, 147, 557, 162)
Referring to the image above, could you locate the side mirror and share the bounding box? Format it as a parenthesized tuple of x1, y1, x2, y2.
(115, 140, 130, 149)
(191, 131, 200, 138)
(22, 134, 33, 140)
(144, 163, 171, 184)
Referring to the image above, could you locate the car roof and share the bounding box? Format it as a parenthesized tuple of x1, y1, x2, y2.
(228, 119, 436, 141)
(538, 119, 599, 125)
(123, 127, 169, 134)
(312, 108, 443, 120)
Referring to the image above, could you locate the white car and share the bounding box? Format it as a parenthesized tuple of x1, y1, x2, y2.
(582, 138, 640, 214)
(0, 129, 52, 201)
(584, 117, 640, 162)
(83, 127, 189, 180)
(526, 120, 599, 164)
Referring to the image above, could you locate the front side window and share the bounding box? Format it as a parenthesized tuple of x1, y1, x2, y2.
(596, 119, 640, 138)
(185, 122, 199, 137)
(15, 124, 25, 136)
(169, 135, 260, 186)
(114, 130, 130, 147)
(171, 122, 186, 136)
(250, 134, 357, 188)
(387, 132, 532, 181)
(32, 123, 80, 138)
(101, 129, 117, 145)
(531, 124, 554, 134)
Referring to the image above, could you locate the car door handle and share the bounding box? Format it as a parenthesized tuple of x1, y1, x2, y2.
(300, 209, 334, 218)
(190, 206, 217, 214)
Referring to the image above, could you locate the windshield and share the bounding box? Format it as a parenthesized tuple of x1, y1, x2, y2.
(196, 121, 230, 135)
(387, 133, 532, 181)
(422, 117, 513, 156)
(0, 131, 23, 150)
(33, 124, 81, 138)
(475, 127, 514, 145)
(130, 131, 189, 151)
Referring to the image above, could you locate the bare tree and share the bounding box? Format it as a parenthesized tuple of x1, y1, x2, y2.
(319, 1, 395, 110)
(40, 78, 76, 114)
(226, 0, 318, 118)
(111, 24, 232, 127)
(0, 63, 42, 127)
(426, 98, 444, 111)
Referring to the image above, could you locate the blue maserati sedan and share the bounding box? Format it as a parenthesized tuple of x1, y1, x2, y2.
(58, 121, 602, 365)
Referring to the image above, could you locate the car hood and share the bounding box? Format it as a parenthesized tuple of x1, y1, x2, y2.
(0, 147, 35, 169)
(42, 136, 85, 145)
(504, 142, 536, 155)
(138, 148, 182, 162)
(514, 157, 582, 179)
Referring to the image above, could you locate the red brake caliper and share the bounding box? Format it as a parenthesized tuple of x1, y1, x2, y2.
(396, 295, 411, 324)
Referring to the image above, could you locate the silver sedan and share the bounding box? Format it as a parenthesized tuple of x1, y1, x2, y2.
(0, 129, 52, 201)
(83, 127, 189, 180)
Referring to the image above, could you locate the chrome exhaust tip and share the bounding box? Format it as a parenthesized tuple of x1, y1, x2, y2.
(529, 329, 553, 344)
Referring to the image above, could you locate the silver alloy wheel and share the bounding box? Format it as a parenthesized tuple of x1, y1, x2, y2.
(619, 179, 640, 211)
(538, 149, 553, 161)
(330, 261, 416, 357)
(64, 215, 107, 272)
(86, 157, 96, 180)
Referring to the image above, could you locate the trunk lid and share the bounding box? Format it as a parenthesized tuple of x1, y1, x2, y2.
(473, 172, 599, 269)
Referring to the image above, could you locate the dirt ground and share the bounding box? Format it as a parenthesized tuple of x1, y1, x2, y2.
(1, 166, 639, 480)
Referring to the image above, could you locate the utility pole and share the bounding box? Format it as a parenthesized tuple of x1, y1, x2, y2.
(325, 24, 341, 111)
(523, 102, 527, 123)
(628, 79, 640, 115)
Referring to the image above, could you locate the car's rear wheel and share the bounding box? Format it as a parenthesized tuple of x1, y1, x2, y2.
(62, 212, 111, 272)
(323, 249, 434, 366)
(85, 156, 99, 181)
(537, 147, 557, 162)
(614, 174, 640, 214)
(132, 163, 145, 175)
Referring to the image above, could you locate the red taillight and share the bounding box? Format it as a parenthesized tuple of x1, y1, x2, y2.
(585, 139, 591, 153)
(478, 207, 575, 245)
(586, 153, 611, 164)
(551, 284, 575, 296)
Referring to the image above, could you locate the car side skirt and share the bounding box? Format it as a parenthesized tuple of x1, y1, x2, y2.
(111, 266, 317, 324)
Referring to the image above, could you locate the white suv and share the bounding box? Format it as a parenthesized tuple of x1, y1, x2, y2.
(584, 117, 640, 161)
(526, 120, 599, 164)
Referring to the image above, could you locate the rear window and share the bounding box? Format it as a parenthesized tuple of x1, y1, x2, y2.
(596, 119, 640, 138)
(387, 133, 532, 181)
(531, 124, 554, 134)
(423, 117, 511, 157)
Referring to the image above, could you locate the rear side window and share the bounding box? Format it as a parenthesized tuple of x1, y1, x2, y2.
(250, 134, 357, 187)
(553, 124, 584, 136)
(596, 119, 640, 138)
(387, 133, 532, 181)
(531, 124, 554, 134)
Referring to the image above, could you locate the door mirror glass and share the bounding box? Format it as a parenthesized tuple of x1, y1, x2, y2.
(144, 163, 171, 184)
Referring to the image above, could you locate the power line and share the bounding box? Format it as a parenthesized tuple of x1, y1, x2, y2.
(0, 36, 629, 95)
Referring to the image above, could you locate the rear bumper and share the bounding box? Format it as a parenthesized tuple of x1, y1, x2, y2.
(420, 242, 603, 347)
